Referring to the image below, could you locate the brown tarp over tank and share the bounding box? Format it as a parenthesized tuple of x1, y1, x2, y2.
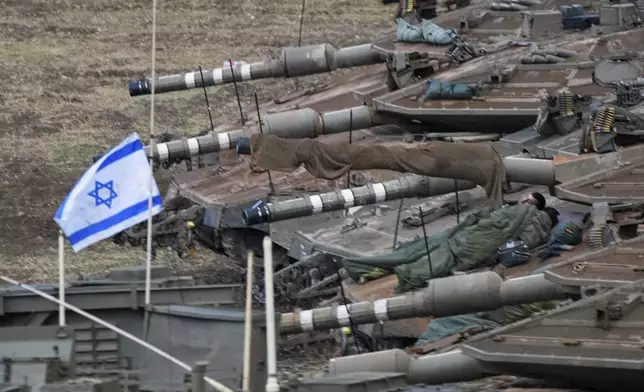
(249, 134, 507, 206)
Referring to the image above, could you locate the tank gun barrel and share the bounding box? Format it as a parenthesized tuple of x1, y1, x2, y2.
(142, 106, 377, 164)
(329, 348, 485, 386)
(242, 156, 556, 225)
(243, 175, 475, 226)
(278, 271, 568, 335)
(128, 44, 383, 96)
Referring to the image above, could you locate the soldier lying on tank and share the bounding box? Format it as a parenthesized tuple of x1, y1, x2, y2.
(497, 206, 559, 268)
(344, 202, 560, 291)
(503, 192, 546, 210)
(535, 212, 589, 263)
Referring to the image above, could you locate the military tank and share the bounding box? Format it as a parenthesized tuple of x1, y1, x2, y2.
(127, 0, 481, 99)
(111, 0, 644, 311)
(319, 269, 644, 392)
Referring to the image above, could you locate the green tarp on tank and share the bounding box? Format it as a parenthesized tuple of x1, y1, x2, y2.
(415, 311, 505, 347)
(424, 79, 477, 100)
(415, 302, 558, 347)
(343, 204, 553, 292)
(396, 18, 459, 45)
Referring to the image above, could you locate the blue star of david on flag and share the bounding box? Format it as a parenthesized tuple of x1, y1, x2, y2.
(54, 133, 163, 252)
(88, 180, 118, 208)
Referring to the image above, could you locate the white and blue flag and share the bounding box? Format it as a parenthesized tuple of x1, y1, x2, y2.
(54, 133, 163, 252)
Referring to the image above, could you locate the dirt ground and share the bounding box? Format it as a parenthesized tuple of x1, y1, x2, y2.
(0, 0, 394, 282)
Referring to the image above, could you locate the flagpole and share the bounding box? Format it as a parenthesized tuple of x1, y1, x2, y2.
(263, 236, 279, 392)
(145, 0, 158, 308)
(242, 250, 254, 392)
(58, 230, 66, 326)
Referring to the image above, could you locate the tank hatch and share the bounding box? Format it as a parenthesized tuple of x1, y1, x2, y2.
(460, 279, 644, 392)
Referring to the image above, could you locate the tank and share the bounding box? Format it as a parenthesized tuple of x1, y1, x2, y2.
(107, 2, 644, 312)
(283, 234, 644, 391)
(127, 1, 479, 97)
(324, 271, 644, 391)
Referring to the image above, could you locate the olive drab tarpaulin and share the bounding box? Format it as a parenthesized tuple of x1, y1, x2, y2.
(343, 205, 555, 292)
(396, 18, 459, 45)
(415, 311, 505, 347)
(249, 134, 507, 207)
(415, 301, 557, 347)
(424, 79, 477, 100)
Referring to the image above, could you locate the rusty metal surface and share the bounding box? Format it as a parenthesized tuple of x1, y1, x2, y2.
(344, 275, 399, 303)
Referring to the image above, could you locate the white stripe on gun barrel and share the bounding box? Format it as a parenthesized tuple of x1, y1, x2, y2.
(184, 72, 196, 89)
(299, 310, 314, 331)
(374, 299, 389, 321)
(336, 304, 351, 326)
(372, 183, 387, 202)
(309, 195, 324, 214)
(187, 138, 200, 155)
(217, 132, 231, 150)
(341, 189, 355, 208)
(156, 144, 169, 161)
(241, 64, 252, 81)
(213, 68, 223, 85)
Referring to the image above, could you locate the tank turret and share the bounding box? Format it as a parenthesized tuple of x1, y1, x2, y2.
(128, 44, 384, 96)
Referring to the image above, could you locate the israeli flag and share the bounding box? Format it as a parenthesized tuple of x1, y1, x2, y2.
(54, 133, 163, 252)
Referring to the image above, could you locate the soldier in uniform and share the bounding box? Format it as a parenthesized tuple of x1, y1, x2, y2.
(505, 191, 547, 211)
(171, 220, 198, 258)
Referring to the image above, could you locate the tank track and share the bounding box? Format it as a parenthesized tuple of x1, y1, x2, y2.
(111, 208, 343, 309)
(240, 247, 343, 310)
(111, 205, 204, 258)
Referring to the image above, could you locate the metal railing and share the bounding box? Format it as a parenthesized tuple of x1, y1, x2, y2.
(0, 276, 234, 392)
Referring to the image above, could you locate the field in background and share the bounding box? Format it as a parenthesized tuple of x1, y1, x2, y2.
(0, 0, 394, 282)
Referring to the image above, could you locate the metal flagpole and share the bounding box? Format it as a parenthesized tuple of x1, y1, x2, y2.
(58, 230, 65, 325)
(242, 250, 254, 392)
(145, 0, 159, 308)
(263, 237, 279, 392)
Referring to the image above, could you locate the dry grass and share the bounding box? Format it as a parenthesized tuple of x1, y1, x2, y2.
(0, 0, 395, 282)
